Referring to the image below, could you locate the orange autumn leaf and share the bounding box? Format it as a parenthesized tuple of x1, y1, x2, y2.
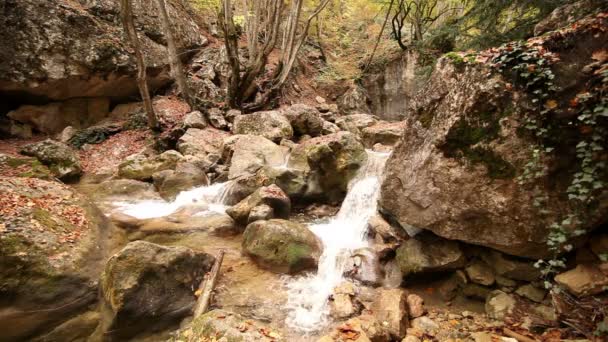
(545, 100, 558, 109)
(591, 49, 608, 62)
(569, 98, 579, 107)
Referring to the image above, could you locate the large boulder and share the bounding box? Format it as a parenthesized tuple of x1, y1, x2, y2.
(281, 104, 326, 137)
(21, 139, 82, 180)
(395, 235, 465, 277)
(242, 219, 322, 273)
(177, 127, 230, 158)
(361, 121, 406, 147)
(0, 177, 109, 340)
(226, 184, 290, 225)
(0, 0, 206, 101)
(117, 150, 183, 181)
(152, 162, 209, 200)
(335, 114, 379, 136)
(96, 241, 214, 340)
(288, 132, 367, 201)
(233, 111, 293, 142)
(379, 31, 608, 259)
(227, 135, 288, 180)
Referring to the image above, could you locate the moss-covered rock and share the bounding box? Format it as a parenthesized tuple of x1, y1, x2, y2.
(96, 241, 214, 341)
(0, 177, 108, 340)
(0, 153, 54, 180)
(117, 150, 183, 181)
(20, 139, 82, 180)
(242, 219, 322, 274)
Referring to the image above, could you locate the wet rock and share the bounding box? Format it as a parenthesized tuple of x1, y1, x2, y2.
(1, 0, 205, 101)
(33, 311, 100, 342)
(0, 177, 108, 341)
(183, 110, 208, 129)
(345, 247, 383, 285)
(226, 184, 290, 225)
(152, 162, 209, 200)
(132, 212, 237, 237)
(117, 150, 183, 181)
(171, 309, 281, 342)
(485, 290, 516, 320)
(465, 260, 495, 286)
(406, 294, 425, 318)
(97, 241, 214, 340)
(515, 284, 546, 303)
(330, 282, 362, 319)
(304, 203, 340, 218)
(242, 219, 322, 273)
(177, 127, 230, 158)
(78, 179, 161, 201)
(21, 139, 82, 180)
(362, 121, 406, 147)
(227, 135, 288, 180)
(554, 263, 608, 297)
(368, 214, 407, 243)
(233, 110, 293, 142)
(288, 131, 367, 201)
(370, 288, 409, 339)
(395, 235, 465, 277)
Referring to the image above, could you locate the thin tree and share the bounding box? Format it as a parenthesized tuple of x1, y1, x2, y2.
(120, 0, 159, 130)
(155, 0, 193, 107)
(364, 0, 396, 72)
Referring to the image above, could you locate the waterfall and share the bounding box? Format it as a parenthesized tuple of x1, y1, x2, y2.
(284, 149, 391, 332)
(113, 181, 234, 219)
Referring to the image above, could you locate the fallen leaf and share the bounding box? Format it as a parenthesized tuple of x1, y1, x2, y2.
(591, 49, 608, 62)
(194, 289, 202, 297)
(545, 99, 558, 109)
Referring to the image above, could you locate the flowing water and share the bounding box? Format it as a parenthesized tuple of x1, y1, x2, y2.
(284, 150, 391, 332)
(113, 181, 234, 219)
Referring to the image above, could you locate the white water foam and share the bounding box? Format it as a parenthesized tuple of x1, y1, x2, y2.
(113, 181, 234, 219)
(284, 150, 390, 332)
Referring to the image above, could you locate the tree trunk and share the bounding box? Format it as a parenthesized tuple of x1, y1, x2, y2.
(219, 0, 242, 108)
(120, 0, 159, 130)
(155, 0, 193, 107)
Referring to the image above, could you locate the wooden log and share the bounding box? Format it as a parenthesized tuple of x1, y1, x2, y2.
(193, 249, 225, 318)
(503, 328, 538, 342)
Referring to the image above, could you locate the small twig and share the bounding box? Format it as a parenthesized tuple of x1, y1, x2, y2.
(503, 328, 538, 342)
(193, 249, 225, 318)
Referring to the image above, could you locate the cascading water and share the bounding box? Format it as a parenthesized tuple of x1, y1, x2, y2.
(284, 149, 391, 332)
(113, 181, 235, 219)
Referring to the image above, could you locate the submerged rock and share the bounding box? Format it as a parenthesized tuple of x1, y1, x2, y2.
(0, 177, 108, 340)
(97, 241, 214, 340)
(242, 219, 322, 273)
(21, 139, 82, 180)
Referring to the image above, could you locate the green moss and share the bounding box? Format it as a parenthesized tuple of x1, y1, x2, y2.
(285, 243, 311, 268)
(445, 52, 465, 65)
(441, 111, 515, 179)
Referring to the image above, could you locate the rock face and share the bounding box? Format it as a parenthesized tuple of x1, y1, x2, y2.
(0, 0, 206, 101)
(361, 51, 420, 121)
(21, 139, 82, 180)
(0, 177, 109, 341)
(233, 111, 293, 142)
(98, 241, 214, 340)
(379, 36, 607, 259)
(395, 235, 465, 277)
(242, 219, 322, 273)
